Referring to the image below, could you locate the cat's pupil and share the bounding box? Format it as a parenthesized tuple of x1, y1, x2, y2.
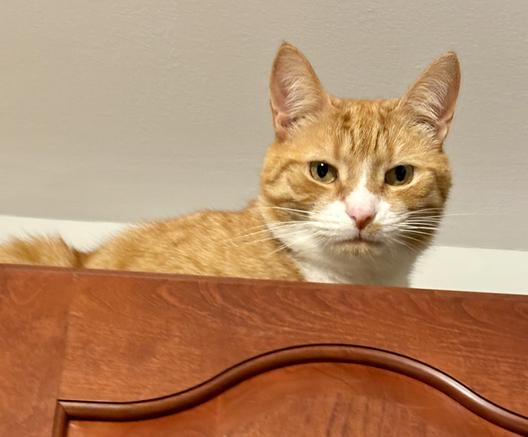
(395, 165, 407, 181)
(317, 163, 329, 178)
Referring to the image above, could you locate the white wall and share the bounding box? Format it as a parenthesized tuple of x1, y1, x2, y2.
(0, 215, 526, 295)
(412, 246, 527, 295)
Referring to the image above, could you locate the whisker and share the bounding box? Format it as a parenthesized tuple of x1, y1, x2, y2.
(385, 219, 442, 228)
(393, 224, 439, 230)
(240, 220, 308, 232)
(402, 221, 442, 226)
(258, 206, 348, 225)
(258, 206, 316, 216)
(398, 233, 429, 245)
(224, 222, 313, 245)
(230, 220, 330, 242)
(385, 235, 421, 255)
(398, 221, 441, 226)
(268, 206, 313, 214)
(267, 229, 326, 257)
(399, 229, 437, 237)
(266, 233, 304, 257)
(403, 216, 445, 220)
(242, 228, 312, 246)
(227, 224, 295, 243)
(234, 218, 346, 246)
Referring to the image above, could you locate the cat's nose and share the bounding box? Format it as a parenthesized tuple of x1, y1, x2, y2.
(346, 206, 375, 230)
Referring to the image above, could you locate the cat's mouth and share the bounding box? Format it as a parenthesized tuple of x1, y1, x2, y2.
(335, 235, 382, 247)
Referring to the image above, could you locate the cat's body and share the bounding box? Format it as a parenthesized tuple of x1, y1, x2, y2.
(0, 44, 461, 286)
(85, 205, 303, 281)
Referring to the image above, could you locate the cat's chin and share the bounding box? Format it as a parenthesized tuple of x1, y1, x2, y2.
(331, 238, 384, 257)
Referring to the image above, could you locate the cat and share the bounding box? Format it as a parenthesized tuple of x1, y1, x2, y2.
(0, 43, 460, 286)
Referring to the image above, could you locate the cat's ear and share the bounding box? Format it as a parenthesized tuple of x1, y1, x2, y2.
(269, 42, 328, 140)
(399, 52, 461, 144)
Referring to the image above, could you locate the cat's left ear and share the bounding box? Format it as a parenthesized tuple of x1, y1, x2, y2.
(399, 52, 461, 144)
(269, 42, 329, 141)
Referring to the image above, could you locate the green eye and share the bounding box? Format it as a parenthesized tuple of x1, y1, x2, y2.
(385, 165, 414, 186)
(309, 161, 338, 184)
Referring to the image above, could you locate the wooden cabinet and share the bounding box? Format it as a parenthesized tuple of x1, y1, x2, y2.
(1, 265, 527, 436)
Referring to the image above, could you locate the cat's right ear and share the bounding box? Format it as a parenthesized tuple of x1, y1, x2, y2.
(269, 43, 328, 141)
(399, 52, 461, 145)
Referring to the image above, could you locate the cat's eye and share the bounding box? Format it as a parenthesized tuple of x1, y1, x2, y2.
(309, 161, 338, 184)
(385, 165, 414, 186)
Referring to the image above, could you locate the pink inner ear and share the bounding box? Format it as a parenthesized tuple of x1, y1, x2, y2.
(270, 79, 288, 115)
(277, 113, 298, 129)
(270, 73, 293, 135)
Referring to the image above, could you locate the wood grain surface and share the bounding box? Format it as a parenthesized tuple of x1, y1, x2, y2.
(0, 266, 74, 437)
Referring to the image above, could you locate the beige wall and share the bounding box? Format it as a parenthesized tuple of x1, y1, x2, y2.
(1, 1, 527, 250)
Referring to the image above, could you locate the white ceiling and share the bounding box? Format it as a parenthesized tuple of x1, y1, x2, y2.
(1, 1, 527, 251)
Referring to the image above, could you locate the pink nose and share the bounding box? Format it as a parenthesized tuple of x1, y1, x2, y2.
(346, 206, 375, 230)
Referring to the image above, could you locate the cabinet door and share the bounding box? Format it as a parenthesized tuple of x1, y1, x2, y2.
(1, 266, 527, 436)
(53, 271, 528, 436)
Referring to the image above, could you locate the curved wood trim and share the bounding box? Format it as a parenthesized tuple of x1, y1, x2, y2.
(56, 344, 528, 436)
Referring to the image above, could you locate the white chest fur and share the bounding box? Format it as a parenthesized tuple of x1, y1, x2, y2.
(291, 249, 414, 287)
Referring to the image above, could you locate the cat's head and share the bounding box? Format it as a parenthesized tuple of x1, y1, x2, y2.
(259, 43, 460, 258)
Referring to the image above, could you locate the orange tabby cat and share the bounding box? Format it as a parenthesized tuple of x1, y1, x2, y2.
(0, 43, 460, 286)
